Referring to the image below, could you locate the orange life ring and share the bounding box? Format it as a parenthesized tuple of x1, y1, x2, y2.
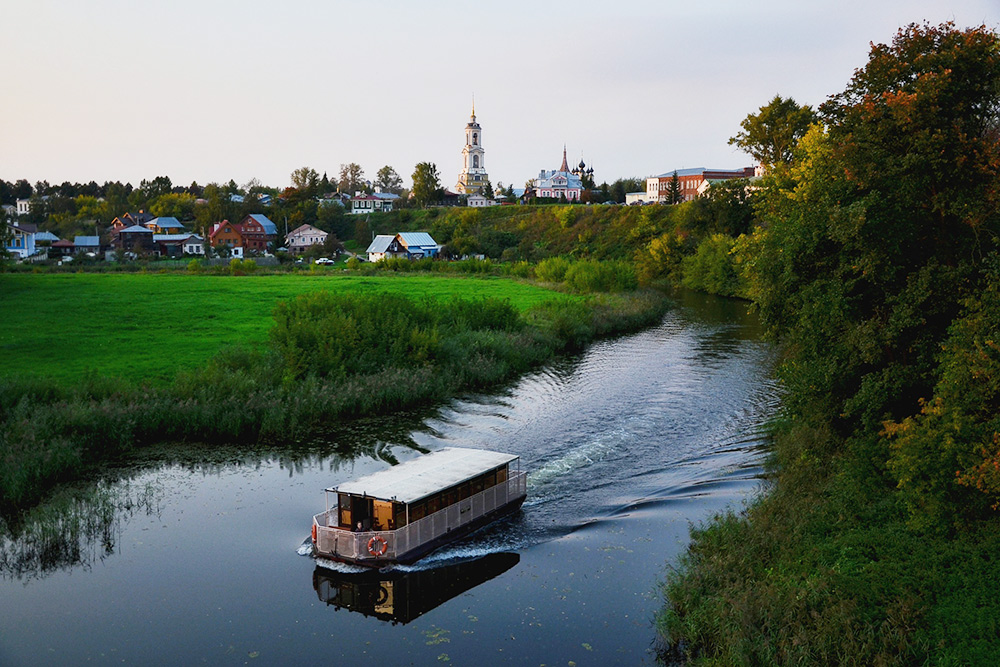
(311, 523, 317, 543)
(367, 535, 388, 557)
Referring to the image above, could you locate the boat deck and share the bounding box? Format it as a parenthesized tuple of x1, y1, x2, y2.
(314, 471, 527, 565)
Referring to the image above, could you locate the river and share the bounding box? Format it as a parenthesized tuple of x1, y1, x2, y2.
(0, 290, 779, 665)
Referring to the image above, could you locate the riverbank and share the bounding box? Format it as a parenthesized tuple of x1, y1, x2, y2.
(658, 23, 1000, 664)
(0, 272, 670, 512)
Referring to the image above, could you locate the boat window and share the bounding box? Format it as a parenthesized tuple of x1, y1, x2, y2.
(394, 502, 407, 528)
(471, 475, 484, 495)
(485, 471, 497, 488)
(497, 465, 508, 483)
(445, 487, 459, 507)
(427, 494, 441, 514)
(459, 482, 471, 500)
(339, 494, 353, 528)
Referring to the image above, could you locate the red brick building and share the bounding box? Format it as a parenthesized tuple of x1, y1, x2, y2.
(645, 167, 758, 203)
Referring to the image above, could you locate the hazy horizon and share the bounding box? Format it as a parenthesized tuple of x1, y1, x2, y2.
(2, 1, 997, 191)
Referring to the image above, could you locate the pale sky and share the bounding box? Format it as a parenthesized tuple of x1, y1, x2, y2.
(2, 1, 997, 192)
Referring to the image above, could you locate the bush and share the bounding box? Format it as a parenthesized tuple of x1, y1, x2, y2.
(536, 256, 571, 283)
(680, 234, 741, 297)
(564, 259, 636, 293)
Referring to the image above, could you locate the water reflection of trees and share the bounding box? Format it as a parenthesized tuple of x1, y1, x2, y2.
(0, 413, 439, 580)
(0, 480, 160, 580)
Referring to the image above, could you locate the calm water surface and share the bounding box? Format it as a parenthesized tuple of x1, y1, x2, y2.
(0, 291, 779, 665)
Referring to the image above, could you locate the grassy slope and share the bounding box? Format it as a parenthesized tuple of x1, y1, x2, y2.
(0, 272, 572, 385)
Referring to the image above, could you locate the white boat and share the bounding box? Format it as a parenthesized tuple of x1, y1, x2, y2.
(311, 447, 527, 566)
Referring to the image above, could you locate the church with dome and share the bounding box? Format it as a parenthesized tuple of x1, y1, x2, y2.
(455, 103, 489, 195)
(529, 147, 592, 201)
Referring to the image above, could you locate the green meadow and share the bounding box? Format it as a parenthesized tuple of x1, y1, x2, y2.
(0, 272, 573, 385)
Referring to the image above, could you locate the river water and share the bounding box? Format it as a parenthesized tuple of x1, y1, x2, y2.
(0, 290, 779, 665)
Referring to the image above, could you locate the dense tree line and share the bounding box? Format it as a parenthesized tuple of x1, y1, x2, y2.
(662, 22, 1000, 663)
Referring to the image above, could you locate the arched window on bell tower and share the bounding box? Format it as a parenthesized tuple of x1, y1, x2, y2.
(473, 133, 478, 146)
(473, 155, 479, 168)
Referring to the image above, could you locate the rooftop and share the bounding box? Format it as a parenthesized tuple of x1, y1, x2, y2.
(330, 447, 519, 504)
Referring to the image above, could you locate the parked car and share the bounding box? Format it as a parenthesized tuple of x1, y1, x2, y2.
(314, 257, 334, 265)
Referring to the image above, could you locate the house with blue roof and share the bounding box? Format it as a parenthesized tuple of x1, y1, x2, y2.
(365, 232, 440, 262)
(397, 232, 439, 259)
(241, 214, 278, 244)
(74, 236, 101, 254)
(145, 217, 186, 234)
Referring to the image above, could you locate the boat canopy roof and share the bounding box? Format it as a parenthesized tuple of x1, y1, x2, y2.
(329, 447, 519, 504)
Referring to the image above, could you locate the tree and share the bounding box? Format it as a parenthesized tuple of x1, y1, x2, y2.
(729, 95, 817, 169)
(668, 171, 682, 204)
(411, 162, 441, 208)
(339, 163, 366, 194)
(483, 178, 495, 200)
(736, 23, 1000, 526)
(140, 176, 173, 202)
(290, 167, 319, 197)
(374, 166, 403, 195)
(12, 179, 32, 201)
(150, 192, 197, 220)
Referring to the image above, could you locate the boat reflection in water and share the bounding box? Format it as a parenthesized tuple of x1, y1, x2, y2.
(312, 552, 520, 624)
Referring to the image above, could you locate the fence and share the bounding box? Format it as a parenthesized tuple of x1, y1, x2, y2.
(314, 472, 527, 562)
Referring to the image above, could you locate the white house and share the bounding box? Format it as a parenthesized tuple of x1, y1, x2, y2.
(366, 234, 404, 262)
(285, 224, 329, 255)
(467, 194, 498, 208)
(182, 234, 205, 255)
(350, 194, 393, 215)
(15, 199, 31, 217)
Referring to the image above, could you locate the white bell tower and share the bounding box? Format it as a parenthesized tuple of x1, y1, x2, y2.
(456, 100, 488, 194)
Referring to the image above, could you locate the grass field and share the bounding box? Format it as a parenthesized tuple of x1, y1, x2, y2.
(0, 272, 572, 385)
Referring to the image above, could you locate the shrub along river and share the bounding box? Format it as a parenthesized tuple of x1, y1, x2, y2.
(0, 290, 779, 665)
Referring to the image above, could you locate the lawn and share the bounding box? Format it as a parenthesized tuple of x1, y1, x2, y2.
(0, 272, 571, 385)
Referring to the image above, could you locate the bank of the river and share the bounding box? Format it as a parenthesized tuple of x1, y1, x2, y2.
(659, 24, 1000, 665)
(0, 272, 670, 512)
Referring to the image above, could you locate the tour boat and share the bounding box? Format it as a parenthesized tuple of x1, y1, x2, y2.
(311, 447, 527, 566)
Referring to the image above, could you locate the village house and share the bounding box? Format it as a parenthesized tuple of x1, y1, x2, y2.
(241, 214, 278, 246)
(154, 233, 203, 257)
(365, 234, 405, 262)
(50, 239, 75, 257)
(182, 234, 205, 255)
(114, 224, 155, 254)
(467, 193, 498, 208)
(4, 221, 37, 259)
(285, 223, 328, 255)
(74, 236, 101, 255)
(209, 216, 269, 254)
(366, 232, 439, 262)
(110, 210, 154, 232)
(350, 193, 394, 215)
(144, 217, 186, 234)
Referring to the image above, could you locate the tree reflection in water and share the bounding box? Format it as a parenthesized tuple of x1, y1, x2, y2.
(0, 480, 160, 580)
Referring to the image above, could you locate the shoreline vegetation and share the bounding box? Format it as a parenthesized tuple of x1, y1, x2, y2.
(0, 269, 669, 513)
(658, 23, 1000, 664)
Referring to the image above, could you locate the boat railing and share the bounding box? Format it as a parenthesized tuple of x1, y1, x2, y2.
(313, 471, 526, 562)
